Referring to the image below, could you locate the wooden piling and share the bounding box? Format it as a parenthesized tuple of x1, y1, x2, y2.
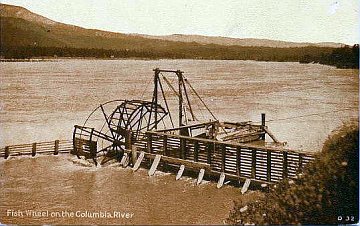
(54, 140, 59, 155)
(4, 146, 10, 159)
(32, 143, 37, 157)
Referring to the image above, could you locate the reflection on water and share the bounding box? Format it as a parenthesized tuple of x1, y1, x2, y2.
(0, 155, 260, 224)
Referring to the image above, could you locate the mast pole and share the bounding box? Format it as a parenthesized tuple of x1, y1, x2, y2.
(177, 70, 184, 127)
(153, 68, 160, 129)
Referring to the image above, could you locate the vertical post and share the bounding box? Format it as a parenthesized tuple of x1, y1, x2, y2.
(221, 144, 226, 172)
(177, 70, 183, 127)
(90, 141, 97, 158)
(147, 133, 153, 154)
(32, 143, 37, 157)
(153, 69, 159, 129)
(147, 133, 153, 167)
(131, 146, 138, 166)
(4, 146, 10, 159)
(251, 149, 256, 179)
(267, 150, 271, 182)
(236, 147, 241, 177)
(206, 142, 212, 164)
(54, 140, 59, 155)
(194, 141, 199, 162)
(90, 128, 94, 140)
(298, 153, 304, 173)
(180, 137, 186, 159)
(283, 151, 288, 179)
(183, 139, 187, 159)
(163, 135, 168, 156)
(261, 113, 266, 140)
(125, 129, 132, 150)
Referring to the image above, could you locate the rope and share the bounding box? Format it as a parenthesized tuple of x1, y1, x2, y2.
(184, 78, 218, 121)
(140, 76, 153, 100)
(255, 107, 357, 123)
(184, 77, 228, 134)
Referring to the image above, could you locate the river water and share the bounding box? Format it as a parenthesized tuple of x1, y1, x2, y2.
(0, 59, 358, 224)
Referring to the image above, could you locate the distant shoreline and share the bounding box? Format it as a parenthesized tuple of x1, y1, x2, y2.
(1, 57, 359, 69)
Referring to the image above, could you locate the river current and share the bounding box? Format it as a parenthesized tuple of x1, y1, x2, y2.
(0, 59, 358, 224)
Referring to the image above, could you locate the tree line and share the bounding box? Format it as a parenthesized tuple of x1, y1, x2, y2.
(300, 44, 359, 69)
(0, 44, 358, 69)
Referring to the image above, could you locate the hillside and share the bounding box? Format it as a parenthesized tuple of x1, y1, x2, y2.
(0, 3, 358, 68)
(0, 3, 344, 49)
(137, 34, 344, 48)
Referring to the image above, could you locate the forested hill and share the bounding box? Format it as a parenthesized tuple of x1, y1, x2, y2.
(0, 4, 358, 68)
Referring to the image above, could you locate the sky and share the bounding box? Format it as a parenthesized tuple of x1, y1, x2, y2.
(1, 0, 359, 44)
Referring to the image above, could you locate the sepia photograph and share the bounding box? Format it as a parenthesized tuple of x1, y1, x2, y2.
(0, 0, 358, 225)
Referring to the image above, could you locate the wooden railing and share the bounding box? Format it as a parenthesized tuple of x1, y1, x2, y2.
(132, 131, 315, 183)
(0, 140, 72, 159)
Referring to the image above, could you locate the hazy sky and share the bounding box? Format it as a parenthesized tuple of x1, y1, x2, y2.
(2, 0, 359, 44)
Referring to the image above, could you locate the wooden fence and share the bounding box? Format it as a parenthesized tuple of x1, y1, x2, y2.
(0, 140, 72, 159)
(132, 131, 315, 184)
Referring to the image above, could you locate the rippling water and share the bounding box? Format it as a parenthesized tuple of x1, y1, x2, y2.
(0, 59, 358, 224)
(0, 59, 358, 150)
(0, 155, 260, 224)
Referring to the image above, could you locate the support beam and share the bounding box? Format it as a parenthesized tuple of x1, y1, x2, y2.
(263, 127, 281, 143)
